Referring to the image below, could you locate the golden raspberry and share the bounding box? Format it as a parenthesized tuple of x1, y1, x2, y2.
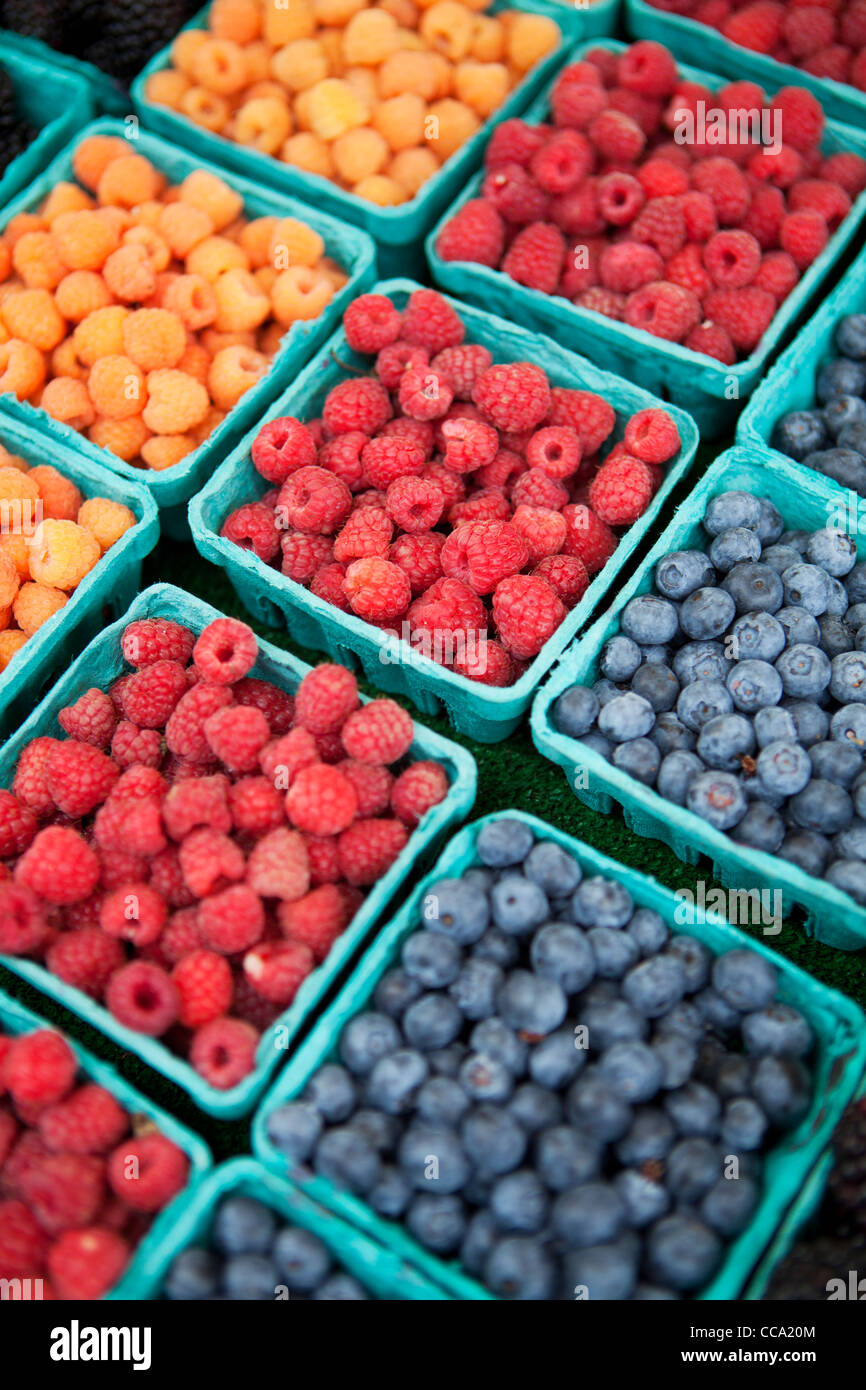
(377, 50, 438, 99)
(88, 415, 150, 462)
(332, 127, 389, 183)
(163, 275, 217, 331)
(122, 225, 171, 274)
(52, 339, 87, 382)
(314, 0, 365, 22)
(239, 218, 278, 269)
(95, 206, 133, 239)
(318, 28, 344, 71)
(307, 79, 369, 139)
(143, 369, 210, 434)
(180, 171, 243, 232)
(191, 37, 249, 95)
(271, 267, 334, 325)
(140, 434, 197, 471)
(0, 532, 29, 579)
(190, 405, 226, 445)
(380, 0, 418, 21)
(208, 344, 269, 409)
(72, 136, 129, 193)
(180, 86, 230, 132)
(0, 445, 27, 472)
(97, 155, 165, 210)
(267, 218, 324, 271)
(504, 11, 560, 71)
(234, 97, 293, 154)
(12, 233, 66, 291)
(73, 306, 129, 366)
(171, 28, 209, 76)
(145, 69, 191, 109)
(130, 200, 165, 231)
(211, 0, 262, 43)
(201, 329, 255, 354)
(0, 340, 46, 399)
(103, 244, 157, 303)
(28, 519, 100, 590)
(293, 88, 315, 131)
(243, 41, 272, 84)
(5, 214, 47, 249)
(0, 550, 19, 607)
(52, 210, 118, 272)
(55, 271, 114, 323)
(271, 38, 329, 90)
(388, 145, 439, 195)
(187, 236, 248, 283)
(41, 182, 94, 223)
(14, 582, 68, 635)
(122, 308, 187, 371)
(0, 242, 9, 281)
(353, 174, 407, 205)
(39, 378, 96, 432)
(342, 7, 400, 64)
(263, 0, 315, 45)
(3, 290, 66, 352)
(257, 321, 284, 356)
(88, 355, 147, 420)
(0, 628, 27, 667)
(281, 133, 335, 178)
(77, 496, 137, 550)
(212, 269, 271, 333)
(420, 2, 473, 60)
(0, 465, 40, 511)
(426, 98, 479, 160)
(28, 465, 84, 522)
(470, 15, 505, 61)
(373, 93, 426, 151)
(344, 66, 377, 109)
(454, 60, 509, 118)
(178, 341, 211, 385)
(254, 265, 277, 298)
(240, 79, 286, 105)
(157, 202, 214, 259)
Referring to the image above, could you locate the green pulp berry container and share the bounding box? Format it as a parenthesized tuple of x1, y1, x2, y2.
(528, 0, 622, 38)
(0, 405, 159, 740)
(137, 1156, 448, 1300)
(426, 39, 866, 439)
(738, 245, 866, 504)
(0, 984, 211, 1301)
(188, 276, 699, 745)
(0, 43, 93, 208)
(253, 809, 866, 1301)
(0, 582, 477, 1120)
(0, 117, 376, 540)
(625, 0, 866, 130)
(131, 3, 573, 281)
(0, 28, 130, 115)
(530, 444, 866, 953)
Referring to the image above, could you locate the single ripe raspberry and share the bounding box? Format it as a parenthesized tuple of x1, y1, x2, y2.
(193, 617, 257, 685)
(148, 846, 196, 910)
(44, 740, 119, 818)
(190, 1017, 259, 1089)
(0, 789, 37, 857)
(232, 677, 294, 734)
(337, 818, 410, 885)
(473, 362, 551, 433)
(511, 505, 567, 564)
(221, 501, 281, 562)
(323, 377, 392, 436)
(502, 222, 566, 296)
(624, 280, 701, 342)
(38, 1084, 128, 1155)
(0, 1197, 48, 1276)
(180, 827, 245, 899)
(333, 506, 393, 564)
(166, 684, 234, 761)
(311, 562, 350, 610)
(278, 884, 356, 961)
(485, 117, 548, 169)
(121, 660, 188, 729)
(389, 533, 445, 594)
(0, 880, 48, 955)
(99, 882, 167, 947)
(436, 200, 506, 268)
(57, 689, 117, 749)
(691, 158, 751, 225)
(106, 960, 180, 1036)
(361, 434, 426, 490)
(46, 927, 125, 998)
(158, 907, 205, 964)
(259, 727, 319, 787)
(94, 791, 167, 859)
(476, 448, 527, 492)
(285, 763, 358, 836)
(589, 108, 646, 164)
(769, 86, 824, 153)
(337, 759, 394, 818)
(203, 704, 270, 775)
(788, 179, 851, 229)
(280, 531, 334, 583)
(448, 489, 511, 527)
(532, 553, 589, 608)
(780, 209, 829, 270)
(599, 241, 662, 294)
(624, 408, 681, 464)
(390, 761, 449, 828)
(408, 576, 487, 649)
(384, 476, 444, 533)
(819, 152, 866, 198)
(375, 342, 430, 392)
(452, 639, 515, 686)
(3, 1030, 77, 1107)
(11, 737, 58, 818)
(748, 145, 804, 191)
(107, 1132, 189, 1212)
(511, 468, 568, 512)
(482, 162, 549, 226)
(277, 465, 353, 536)
(492, 574, 567, 661)
(343, 556, 411, 622)
(246, 826, 310, 901)
(576, 287, 627, 319)
(440, 520, 528, 595)
(618, 38, 678, 97)
(121, 618, 195, 669)
(664, 244, 711, 300)
(588, 455, 655, 526)
(252, 417, 316, 484)
(547, 388, 616, 455)
(562, 503, 618, 574)
(525, 425, 581, 479)
(302, 834, 340, 887)
(703, 230, 762, 289)
(317, 431, 367, 491)
(48, 1227, 129, 1299)
(198, 884, 264, 954)
(291, 665, 356, 739)
(242, 939, 314, 1007)
(341, 699, 414, 764)
(722, 0, 784, 52)
(398, 367, 455, 422)
(680, 191, 718, 243)
(162, 775, 231, 842)
(753, 251, 799, 303)
(110, 721, 162, 770)
(171, 949, 233, 1028)
(343, 294, 402, 354)
(638, 159, 688, 200)
(400, 289, 465, 354)
(685, 322, 737, 364)
(18, 1151, 105, 1233)
(703, 287, 776, 352)
(15, 826, 100, 905)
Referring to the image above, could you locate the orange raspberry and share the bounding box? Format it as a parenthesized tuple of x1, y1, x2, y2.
(373, 94, 426, 151)
(242, 46, 273, 84)
(122, 225, 171, 274)
(28, 465, 84, 522)
(4, 214, 47, 249)
(52, 211, 118, 272)
(163, 275, 217, 330)
(307, 78, 369, 139)
(39, 378, 96, 432)
(0, 339, 45, 398)
(102, 244, 157, 303)
(0, 444, 27, 472)
(88, 355, 147, 420)
(263, 0, 316, 45)
(77, 497, 137, 550)
(130, 199, 165, 231)
(190, 405, 226, 445)
(140, 435, 197, 471)
(191, 37, 249, 94)
(332, 127, 389, 183)
(51, 339, 86, 382)
(94, 206, 133, 240)
(180, 87, 230, 132)
(420, 2, 473, 60)
(377, 50, 438, 100)
(211, 0, 262, 43)
(271, 266, 334, 325)
(201, 328, 255, 354)
(14, 581, 68, 635)
(257, 321, 284, 356)
(0, 241, 10, 281)
(0, 628, 27, 668)
(186, 236, 248, 282)
(97, 155, 165, 210)
(73, 306, 129, 366)
(267, 217, 324, 270)
(177, 340, 211, 385)
(171, 28, 209, 76)
(88, 415, 150, 462)
(122, 308, 187, 371)
(470, 15, 505, 60)
(212, 269, 271, 333)
(352, 174, 405, 205)
(280, 133, 335, 178)
(144, 69, 190, 109)
(142, 370, 210, 434)
(271, 37, 329, 89)
(426, 98, 480, 160)
(0, 550, 20, 607)
(208, 344, 269, 409)
(157, 203, 214, 259)
(72, 136, 129, 193)
(2, 290, 66, 351)
(504, 11, 560, 71)
(342, 7, 400, 63)
(0, 465, 40, 509)
(0, 532, 29, 579)
(180, 171, 243, 232)
(234, 97, 292, 154)
(238, 217, 278, 269)
(314, 0, 366, 21)
(388, 146, 439, 195)
(345, 66, 378, 110)
(454, 60, 509, 118)
(41, 182, 94, 223)
(54, 271, 114, 323)
(12, 233, 66, 291)
(28, 519, 101, 590)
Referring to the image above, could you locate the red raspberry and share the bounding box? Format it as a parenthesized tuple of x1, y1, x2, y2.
(625, 280, 701, 342)
(429, 345, 493, 401)
(802, 45, 850, 80)
(685, 322, 737, 363)
(485, 117, 548, 168)
(547, 388, 615, 454)
(789, 179, 851, 229)
(850, 48, 866, 88)
(221, 502, 281, 562)
(511, 504, 567, 564)
(408, 575, 487, 648)
(3, 1030, 76, 1107)
(436, 419, 496, 478)
(600, 242, 663, 293)
(0, 1198, 48, 1276)
(259, 727, 319, 787)
(305, 833, 341, 885)
(597, 172, 645, 227)
(317, 431, 366, 492)
(390, 761, 449, 828)
(665, 243, 712, 299)
(400, 289, 465, 354)
(341, 698, 414, 764)
(11, 736, 57, 818)
(323, 377, 392, 436)
(509, 469, 567, 513)
(284, 763, 358, 836)
(197, 884, 263, 954)
(691, 158, 751, 225)
(703, 230, 762, 288)
(280, 531, 333, 583)
(57, 689, 117, 749)
(180, 827, 244, 898)
(680, 191, 718, 243)
(448, 488, 511, 526)
(550, 180, 605, 238)
(162, 775, 230, 842)
(439, 519, 528, 595)
(562, 503, 618, 573)
(190, 1016, 259, 1088)
(0, 880, 47, 954)
(532, 131, 594, 195)
(225, 778, 281, 837)
(502, 222, 566, 295)
(252, 416, 316, 484)
(841, 0, 866, 46)
(638, 159, 689, 200)
(452, 638, 515, 685)
(246, 826, 310, 901)
(819, 152, 866, 198)
(166, 683, 233, 761)
(475, 449, 527, 492)
(492, 574, 567, 660)
(742, 184, 786, 247)
(337, 818, 409, 885)
(588, 455, 655, 526)
(343, 293, 402, 354)
(473, 362, 550, 433)
(148, 845, 196, 908)
(624, 407, 681, 464)
(770, 86, 824, 152)
(121, 618, 194, 669)
(171, 948, 233, 1028)
(292, 665, 357, 738)
(232, 677, 294, 734)
(780, 208, 829, 269)
(121, 660, 188, 729)
(278, 884, 356, 961)
(337, 759, 394, 817)
(375, 342, 430, 392)
(94, 791, 166, 858)
(312, 561, 350, 609)
(106, 960, 179, 1036)
(435, 199, 506, 268)
(748, 145, 804, 190)
(277, 465, 352, 536)
(344, 556, 411, 622)
(201, 704, 270, 775)
(107, 1132, 189, 1212)
(0, 789, 37, 856)
(18, 1152, 105, 1233)
(243, 939, 314, 1006)
(389, 533, 445, 594)
(48, 1227, 129, 1299)
(385, 476, 444, 533)
(589, 109, 646, 163)
(617, 38, 678, 96)
(158, 906, 205, 963)
(704, 286, 776, 351)
(632, 197, 686, 260)
(359, 435, 425, 492)
(524, 425, 580, 479)
(784, 5, 836, 55)
(193, 618, 257, 685)
(44, 740, 118, 818)
(46, 927, 124, 998)
(99, 882, 167, 946)
(38, 1084, 128, 1155)
(398, 367, 454, 422)
(110, 721, 162, 769)
(753, 250, 799, 303)
(532, 553, 589, 608)
(15, 826, 99, 905)
(722, 1, 785, 52)
(550, 73, 607, 131)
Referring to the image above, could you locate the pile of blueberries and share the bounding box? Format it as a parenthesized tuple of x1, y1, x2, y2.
(554, 490, 866, 904)
(265, 818, 814, 1300)
(772, 312, 866, 494)
(164, 1192, 373, 1300)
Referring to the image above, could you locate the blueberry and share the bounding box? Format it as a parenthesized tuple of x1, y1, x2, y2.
(751, 1055, 812, 1126)
(658, 750, 704, 805)
(826, 577, 850, 616)
(709, 527, 761, 572)
(524, 840, 582, 896)
(398, 1124, 470, 1193)
(530, 922, 595, 994)
(777, 606, 821, 647)
(722, 563, 784, 615)
(656, 549, 715, 600)
(757, 499, 784, 545)
(366, 1048, 429, 1115)
(622, 954, 687, 1018)
(806, 527, 858, 576)
(273, 1226, 331, 1293)
(779, 829, 831, 875)
(598, 690, 655, 742)
(266, 1101, 322, 1163)
(223, 1253, 278, 1301)
(830, 650, 866, 703)
(461, 1105, 527, 1177)
(566, 1070, 632, 1142)
(553, 685, 600, 738)
(641, 643, 671, 665)
(818, 614, 854, 657)
(601, 634, 642, 681)
(807, 739, 862, 786)
(402, 931, 463, 988)
(406, 1194, 466, 1253)
(775, 643, 831, 699)
(704, 491, 762, 535)
(563, 1238, 638, 1300)
(782, 698, 829, 746)
(314, 1126, 381, 1194)
(599, 1040, 664, 1102)
(806, 448, 866, 494)
(836, 313, 866, 359)
(789, 778, 854, 833)
(594, 677, 623, 707)
(847, 561, 866, 603)
(666, 936, 712, 991)
(847, 604, 866, 628)
(485, 1236, 556, 1300)
(817, 357, 866, 401)
(403, 994, 463, 1051)
(508, 1082, 563, 1133)
(686, 770, 748, 830)
(677, 678, 734, 732)
(472, 927, 520, 969)
(616, 1108, 676, 1166)
(665, 1081, 721, 1137)
(833, 819, 866, 859)
(448, 958, 503, 1021)
(621, 594, 680, 645)
(374, 967, 423, 1019)
(730, 611, 786, 661)
(552, 1180, 626, 1249)
(615, 1169, 670, 1227)
(589, 926, 641, 979)
(490, 1169, 549, 1233)
(535, 1125, 601, 1191)
(631, 663, 680, 714)
(826, 858, 866, 903)
(825, 394, 866, 440)
(476, 817, 534, 867)
(754, 706, 797, 747)
(755, 739, 812, 796)
(726, 659, 783, 713)
(627, 907, 669, 956)
(666, 1137, 722, 1202)
(581, 995, 648, 1052)
(340, 1012, 401, 1077)
(460, 1210, 498, 1276)
(712, 948, 777, 1010)
(581, 731, 613, 759)
(611, 737, 660, 785)
(680, 587, 736, 640)
(732, 801, 785, 853)
(673, 641, 730, 685)
(164, 1248, 221, 1300)
(314, 1274, 369, 1300)
(496, 970, 567, 1036)
(772, 409, 828, 461)
(762, 544, 804, 575)
(428, 1043, 467, 1077)
(349, 1108, 399, 1152)
(305, 1064, 357, 1123)
(646, 1215, 721, 1291)
(701, 1176, 760, 1237)
(696, 713, 755, 770)
(742, 1003, 812, 1058)
(781, 562, 833, 616)
(651, 713, 696, 756)
(652, 1032, 697, 1089)
(571, 875, 633, 928)
(721, 1097, 768, 1151)
(424, 877, 489, 944)
(657, 1000, 704, 1042)
(470, 1017, 528, 1074)
(416, 1076, 470, 1128)
(458, 1052, 515, 1104)
(839, 422, 866, 460)
(490, 874, 549, 936)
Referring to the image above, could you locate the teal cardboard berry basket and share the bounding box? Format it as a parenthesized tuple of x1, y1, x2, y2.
(0, 28, 130, 116)
(0, 117, 376, 541)
(527, 0, 621, 38)
(530, 445, 866, 954)
(252, 809, 866, 1302)
(0, 43, 93, 209)
(426, 39, 866, 439)
(625, 0, 866, 131)
(0, 406, 159, 740)
(0, 582, 477, 1120)
(133, 1156, 448, 1299)
(0, 985, 211, 1301)
(738, 245, 866, 494)
(188, 276, 699, 745)
(131, 3, 574, 281)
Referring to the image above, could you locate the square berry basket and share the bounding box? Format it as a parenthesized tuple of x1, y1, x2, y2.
(251, 809, 866, 1301)
(130, 2, 575, 282)
(0, 26, 132, 117)
(0, 44, 93, 209)
(0, 117, 376, 542)
(187, 277, 699, 745)
(0, 405, 159, 741)
(425, 39, 866, 439)
(0, 984, 212, 1300)
(530, 445, 866, 954)
(126, 1156, 450, 1299)
(0, 582, 477, 1120)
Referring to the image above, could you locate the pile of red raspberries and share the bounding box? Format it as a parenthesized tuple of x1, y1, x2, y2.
(221, 289, 682, 687)
(0, 1026, 190, 1298)
(0, 615, 449, 1089)
(436, 40, 866, 363)
(648, 0, 866, 91)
